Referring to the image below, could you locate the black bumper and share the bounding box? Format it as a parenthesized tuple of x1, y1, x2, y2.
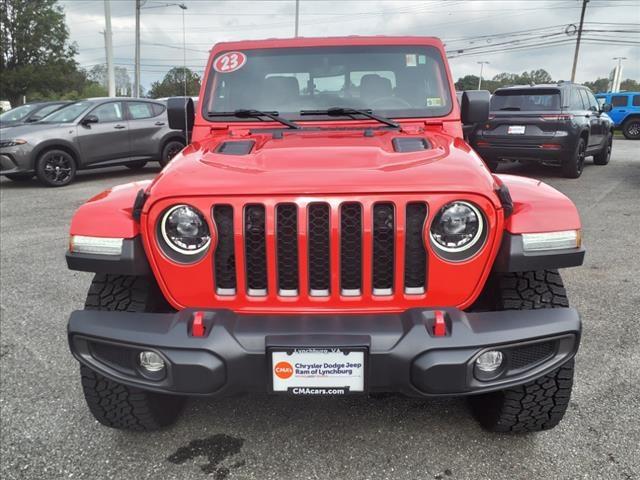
(68, 307, 581, 397)
(474, 138, 571, 162)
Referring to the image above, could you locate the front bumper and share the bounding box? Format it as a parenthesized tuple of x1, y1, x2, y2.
(68, 307, 581, 397)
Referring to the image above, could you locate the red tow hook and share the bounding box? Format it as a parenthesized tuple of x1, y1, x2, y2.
(433, 310, 447, 337)
(192, 311, 206, 337)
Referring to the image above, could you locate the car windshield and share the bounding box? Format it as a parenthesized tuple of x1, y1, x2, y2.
(204, 45, 452, 120)
(40, 101, 92, 123)
(491, 89, 560, 112)
(0, 104, 40, 122)
(29, 103, 65, 121)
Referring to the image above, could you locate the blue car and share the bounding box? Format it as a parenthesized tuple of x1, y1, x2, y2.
(595, 92, 640, 139)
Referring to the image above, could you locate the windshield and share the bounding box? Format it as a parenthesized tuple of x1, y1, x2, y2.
(204, 45, 452, 120)
(491, 89, 560, 112)
(39, 101, 92, 123)
(0, 104, 40, 122)
(29, 103, 65, 121)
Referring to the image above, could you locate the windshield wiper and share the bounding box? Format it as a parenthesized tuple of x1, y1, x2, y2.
(207, 109, 300, 129)
(498, 107, 521, 111)
(300, 107, 400, 129)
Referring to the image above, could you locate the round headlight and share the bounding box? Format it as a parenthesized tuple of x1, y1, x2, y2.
(429, 201, 486, 260)
(161, 204, 211, 255)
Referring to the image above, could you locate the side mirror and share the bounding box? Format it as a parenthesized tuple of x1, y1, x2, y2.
(601, 103, 612, 113)
(461, 90, 490, 125)
(167, 97, 194, 142)
(82, 114, 99, 126)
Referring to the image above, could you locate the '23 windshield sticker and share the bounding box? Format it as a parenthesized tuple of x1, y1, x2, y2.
(213, 52, 247, 73)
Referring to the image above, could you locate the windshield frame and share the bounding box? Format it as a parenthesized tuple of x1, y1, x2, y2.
(201, 44, 454, 123)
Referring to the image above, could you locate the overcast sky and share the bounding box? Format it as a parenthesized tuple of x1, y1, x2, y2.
(59, 0, 640, 91)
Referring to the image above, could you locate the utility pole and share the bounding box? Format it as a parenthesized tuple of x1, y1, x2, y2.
(477, 61, 489, 90)
(134, 0, 141, 98)
(294, 0, 300, 37)
(570, 0, 589, 83)
(104, 0, 115, 97)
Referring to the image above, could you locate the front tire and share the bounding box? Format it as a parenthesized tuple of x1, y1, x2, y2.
(468, 270, 575, 432)
(35, 149, 76, 187)
(593, 131, 612, 165)
(562, 137, 585, 178)
(622, 118, 640, 139)
(80, 274, 184, 431)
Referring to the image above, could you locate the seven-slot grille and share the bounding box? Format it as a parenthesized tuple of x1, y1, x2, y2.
(212, 201, 428, 298)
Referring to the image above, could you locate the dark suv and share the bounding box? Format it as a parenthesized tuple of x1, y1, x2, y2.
(471, 83, 613, 178)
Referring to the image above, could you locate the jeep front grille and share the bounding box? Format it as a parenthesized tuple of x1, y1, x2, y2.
(212, 199, 429, 299)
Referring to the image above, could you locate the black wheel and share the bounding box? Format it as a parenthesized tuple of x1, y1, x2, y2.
(4, 173, 34, 182)
(35, 149, 76, 187)
(622, 118, 640, 140)
(126, 161, 148, 170)
(562, 137, 585, 178)
(80, 274, 185, 431)
(468, 270, 575, 433)
(593, 131, 612, 165)
(160, 140, 184, 167)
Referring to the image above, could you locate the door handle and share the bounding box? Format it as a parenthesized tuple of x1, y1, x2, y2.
(114, 124, 126, 129)
(155, 121, 165, 126)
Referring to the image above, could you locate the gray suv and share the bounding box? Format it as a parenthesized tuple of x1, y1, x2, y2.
(0, 98, 185, 186)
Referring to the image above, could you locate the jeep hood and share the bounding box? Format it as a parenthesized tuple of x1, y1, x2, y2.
(147, 130, 498, 200)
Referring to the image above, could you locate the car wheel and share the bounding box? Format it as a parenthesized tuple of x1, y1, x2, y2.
(593, 132, 612, 165)
(4, 173, 34, 182)
(35, 149, 76, 187)
(468, 270, 575, 432)
(126, 161, 148, 170)
(622, 118, 640, 139)
(80, 274, 185, 431)
(562, 137, 585, 178)
(160, 140, 184, 167)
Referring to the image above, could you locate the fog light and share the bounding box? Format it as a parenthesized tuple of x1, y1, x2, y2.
(475, 350, 504, 373)
(139, 351, 165, 372)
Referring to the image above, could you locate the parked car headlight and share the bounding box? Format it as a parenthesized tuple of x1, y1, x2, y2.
(160, 204, 211, 255)
(429, 201, 487, 261)
(0, 139, 27, 148)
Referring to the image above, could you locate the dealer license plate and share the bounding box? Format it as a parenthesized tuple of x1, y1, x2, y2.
(271, 348, 366, 395)
(508, 125, 526, 134)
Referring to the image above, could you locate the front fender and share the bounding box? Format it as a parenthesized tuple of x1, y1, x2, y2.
(497, 174, 581, 234)
(69, 180, 151, 238)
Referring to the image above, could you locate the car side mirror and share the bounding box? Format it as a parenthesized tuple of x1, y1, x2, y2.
(82, 114, 99, 126)
(461, 90, 490, 125)
(167, 97, 194, 141)
(601, 103, 612, 113)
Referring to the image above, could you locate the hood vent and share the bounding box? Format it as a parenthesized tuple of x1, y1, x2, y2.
(216, 140, 255, 155)
(392, 137, 430, 153)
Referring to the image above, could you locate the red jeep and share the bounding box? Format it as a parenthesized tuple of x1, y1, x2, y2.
(66, 37, 584, 433)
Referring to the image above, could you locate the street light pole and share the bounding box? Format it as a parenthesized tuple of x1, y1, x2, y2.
(570, 0, 589, 82)
(134, 0, 141, 97)
(103, 0, 115, 97)
(477, 61, 489, 90)
(612, 57, 626, 92)
(294, 0, 300, 37)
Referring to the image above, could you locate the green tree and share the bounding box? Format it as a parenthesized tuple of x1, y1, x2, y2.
(455, 75, 480, 92)
(0, 0, 86, 104)
(88, 64, 132, 96)
(148, 67, 201, 98)
(620, 78, 640, 91)
(583, 78, 610, 93)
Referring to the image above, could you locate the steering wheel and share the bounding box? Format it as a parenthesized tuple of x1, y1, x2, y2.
(370, 96, 412, 109)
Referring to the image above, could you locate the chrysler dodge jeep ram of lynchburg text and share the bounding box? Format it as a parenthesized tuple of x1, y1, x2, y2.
(65, 37, 584, 433)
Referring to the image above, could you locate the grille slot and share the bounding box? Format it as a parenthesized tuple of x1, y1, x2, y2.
(372, 203, 395, 294)
(90, 342, 136, 373)
(244, 204, 267, 295)
(213, 205, 236, 295)
(404, 202, 428, 294)
(308, 203, 330, 296)
(276, 204, 299, 296)
(340, 202, 363, 295)
(509, 341, 556, 370)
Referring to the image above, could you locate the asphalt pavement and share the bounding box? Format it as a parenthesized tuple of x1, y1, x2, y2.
(1, 140, 639, 480)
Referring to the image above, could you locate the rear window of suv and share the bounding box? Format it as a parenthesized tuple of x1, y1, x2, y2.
(490, 88, 560, 112)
